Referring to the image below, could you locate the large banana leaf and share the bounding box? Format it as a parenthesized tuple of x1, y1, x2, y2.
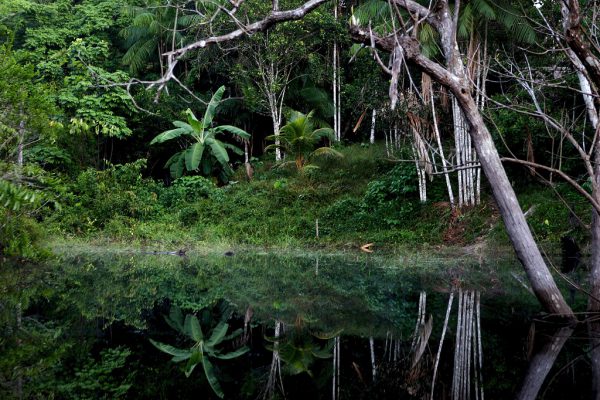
(165, 152, 185, 178)
(149, 339, 192, 359)
(213, 124, 251, 139)
(222, 142, 244, 156)
(213, 346, 249, 360)
(150, 126, 190, 144)
(184, 349, 202, 378)
(184, 142, 205, 171)
(203, 86, 225, 129)
(185, 109, 204, 135)
(184, 315, 204, 342)
(164, 307, 184, 332)
(206, 321, 229, 348)
(206, 138, 229, 165)
(200, 350, 224, 398)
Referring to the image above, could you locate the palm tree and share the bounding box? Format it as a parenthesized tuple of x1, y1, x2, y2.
(266, 110, 342, 170)
(120, 2, 202, 75)
(150, 86, 250, 181)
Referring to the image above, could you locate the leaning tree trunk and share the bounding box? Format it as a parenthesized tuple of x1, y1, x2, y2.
(457, 92, 574, 316)
(435, 5, 574, 316)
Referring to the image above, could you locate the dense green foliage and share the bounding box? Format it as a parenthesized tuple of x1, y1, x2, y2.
(1, 0, 594, 259)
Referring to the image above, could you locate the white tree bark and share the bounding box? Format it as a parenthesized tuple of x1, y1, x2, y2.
(432, 96, 455, 207)
(370, 109, 376, 144)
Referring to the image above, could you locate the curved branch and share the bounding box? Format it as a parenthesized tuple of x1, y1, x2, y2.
(164, 0, 328, 59)
(501, 157, 600, 213)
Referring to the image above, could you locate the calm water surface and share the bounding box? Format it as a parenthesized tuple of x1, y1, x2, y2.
(0, 248, 592, 399)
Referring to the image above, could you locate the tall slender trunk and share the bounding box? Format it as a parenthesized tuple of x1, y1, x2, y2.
(432, 96, 455, 207)
(370, 109, 376, 144)
(333, 40, 338, 140)
(17, 119, 25, 168)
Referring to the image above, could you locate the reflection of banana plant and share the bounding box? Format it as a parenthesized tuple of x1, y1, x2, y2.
(150, 86, 250, 180)
(266, 318, 339, 377)
(150, 307, 249, 398)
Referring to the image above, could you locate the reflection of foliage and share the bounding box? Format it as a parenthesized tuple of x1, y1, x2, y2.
(267, 317, 337, 377)
(55, 347, 133, 400)
(150, 306, 249, 398)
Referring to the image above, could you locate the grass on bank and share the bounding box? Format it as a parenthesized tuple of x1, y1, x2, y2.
(9, 142, 593, 256)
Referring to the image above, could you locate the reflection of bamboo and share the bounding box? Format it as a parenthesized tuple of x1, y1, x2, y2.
(264, 321, 285, 400)
(515, 325, 573, 400)
(431, 291, 454, 399)
(452, 290, 484, 400)
(370, 337, 376, 383)
(332, 336, 340, 400)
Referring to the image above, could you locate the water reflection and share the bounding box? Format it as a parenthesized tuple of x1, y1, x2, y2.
(0, 250, 595, 398)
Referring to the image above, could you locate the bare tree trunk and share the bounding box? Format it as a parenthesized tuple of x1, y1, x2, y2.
(432, 97, 455, 207)
(17, 119, 25, 167)
(458, 92, 574, 316)
(370, 109, 376, 144)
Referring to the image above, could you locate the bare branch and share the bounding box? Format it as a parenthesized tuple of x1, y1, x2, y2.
(501, 157, 600, 213)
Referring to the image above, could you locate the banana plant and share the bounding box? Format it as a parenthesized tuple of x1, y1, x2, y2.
(150, 307, 249, 398)
(150, 86, 250, 181)
(266, 110, 342, 170)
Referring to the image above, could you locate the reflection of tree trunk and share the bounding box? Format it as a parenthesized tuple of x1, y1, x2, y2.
(369, 336, 376, 383)
(16, 302, 23, 400)
(590, 316, 600, 400)
(515, 326, 573, 400)
(588, 153, 600, 400)
(332, 336, 340, 400)
(264, 321, 284, 399)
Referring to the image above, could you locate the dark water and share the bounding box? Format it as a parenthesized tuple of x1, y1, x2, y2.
(0, 248, 593, 399)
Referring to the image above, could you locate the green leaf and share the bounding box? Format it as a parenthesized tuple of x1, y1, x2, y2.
(214, 346, 249, 360)
(185, 109, 204, 134)
(164, 307, 184, 333)
(149, 339, 191, 359)
(184, 349, 202, 377)
(206, 322, 229, 347)
(165, 152, 185, 178)
(150, 126, 190, 144)
(184, 315, 203, 342)
(201, 351, 224, 398)
(203, 86, 226, 129)
(184, 142, 205, 171)
(222, 142, 244, 155)
(206, 138, 229, 166)
(213, 125, 250, 139)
